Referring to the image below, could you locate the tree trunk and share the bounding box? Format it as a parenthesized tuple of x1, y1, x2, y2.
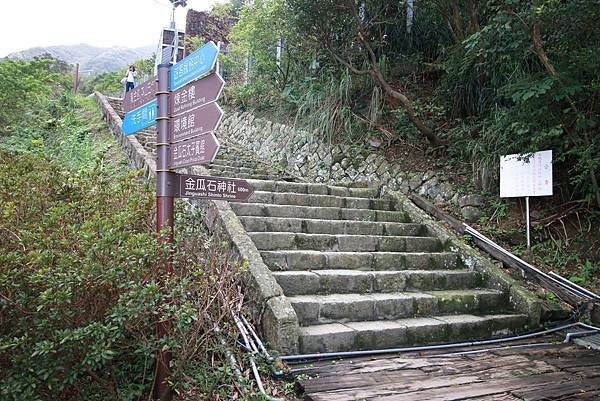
(369, 65, 445, 147)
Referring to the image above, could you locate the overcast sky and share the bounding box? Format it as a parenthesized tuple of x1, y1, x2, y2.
(0, 0, 225, 57)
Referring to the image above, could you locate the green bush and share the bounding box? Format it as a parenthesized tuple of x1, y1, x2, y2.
(0, 149, 161, 400)
(0, 88, 251, 399)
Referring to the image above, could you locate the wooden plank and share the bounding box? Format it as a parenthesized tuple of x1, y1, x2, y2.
(512, 376, 600, 400)
(557, 389, 600, 400)
(363, 371, 574, 401)
(302, 362, 561, 401)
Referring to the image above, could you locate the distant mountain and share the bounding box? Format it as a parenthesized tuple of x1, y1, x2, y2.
(7, 44, 155, 74)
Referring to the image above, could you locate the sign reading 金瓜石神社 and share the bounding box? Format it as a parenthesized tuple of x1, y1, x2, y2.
(176, 174, 255, 202)
(169, 72, 225, 116)
(169, 132, 220, 169)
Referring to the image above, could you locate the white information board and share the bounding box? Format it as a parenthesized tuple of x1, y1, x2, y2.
(500, 150, 553, 198)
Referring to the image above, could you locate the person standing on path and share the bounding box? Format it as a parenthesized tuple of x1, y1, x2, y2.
(125, 65, 137, 93)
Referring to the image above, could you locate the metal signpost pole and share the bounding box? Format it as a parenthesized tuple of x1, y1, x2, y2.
(154, 64, 174, 401)
(525, 196, 531, 250)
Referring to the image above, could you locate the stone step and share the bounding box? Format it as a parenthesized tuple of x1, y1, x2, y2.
(290, 289, 507, 325)
(213, 172, 295, 181)
(272, 269, 482, 296)
(239, 216, 425, 236)
(247, 191, 398, 210)
(207, 164, 273, 175)
(298, 314, 528, 354)
(261, 250, 460, 271)
(245, 180, 380, 198)
(211, 159, 263, 168)
(231, 203, 410, 222)
(249, 232, 441, 252)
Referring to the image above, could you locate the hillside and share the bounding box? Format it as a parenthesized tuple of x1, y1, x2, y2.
(7, 43, 154, 73)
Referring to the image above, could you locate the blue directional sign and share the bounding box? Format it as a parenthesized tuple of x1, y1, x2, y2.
(170, 41, 219, 91)
(122, 99, 157, 136)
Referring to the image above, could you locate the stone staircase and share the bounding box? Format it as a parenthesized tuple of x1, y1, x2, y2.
(105, 96, 533, 355)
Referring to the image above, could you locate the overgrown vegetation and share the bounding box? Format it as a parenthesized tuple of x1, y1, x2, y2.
(0, 57, 267, 400)
(223, 0, 599, 206)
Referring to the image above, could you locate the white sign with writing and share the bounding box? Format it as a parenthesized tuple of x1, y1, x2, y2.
(500, 150, 553, 198)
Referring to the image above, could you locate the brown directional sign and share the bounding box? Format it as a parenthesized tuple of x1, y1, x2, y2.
(122, 76, 157, 113)
(169, 132, 220, 169)
(169, 102, 223, 143)
(170, 72, 225, 116)
(176, 173, 255, 202)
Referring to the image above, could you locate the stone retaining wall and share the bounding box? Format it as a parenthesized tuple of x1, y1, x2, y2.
(218, 111, 485, 222)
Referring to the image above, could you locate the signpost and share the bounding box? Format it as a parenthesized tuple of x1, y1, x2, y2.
(170, 41, 219, 90)
(123, 77, 157, 113)
(121, 33, 253, 401)
(170, 102, 224, 143)
(122, 99, 158, 136)
(170, 72, 225, 115)
(169, 132, 220, 169)
(500, 150, 553, 249)
(177, 174, 255, 201)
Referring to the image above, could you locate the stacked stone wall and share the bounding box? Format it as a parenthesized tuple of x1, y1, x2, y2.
(217, 112, 486, 221)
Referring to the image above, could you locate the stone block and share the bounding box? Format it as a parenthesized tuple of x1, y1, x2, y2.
(461, 206, 483, 222)
(372, 271, 408, 292)
(326, 252, 373, 270)
(403, 317, 449, 344)
(316, 270, 373, 294)
(458, 195, 485, 207)
(299, 323, 356, 354)
(261, 296, 299, 354)
(347, 321, 407, 350)
(338, 235, 378, 252)
(295, 234, 338, 251)
(273, 271, 320, 295)
(341, 208, 376, 221)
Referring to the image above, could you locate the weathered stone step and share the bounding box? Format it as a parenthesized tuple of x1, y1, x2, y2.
(214, 172, 295, 181)
(290, 289, 507, 325)
(249, 232, 441, 252)
(272, 269, 482, 296)
(261, 250, 460, 271)
(239, 216, 424, 236)
(298, 314, 528, 354)
(244, 180, 380, 198)
(207, 164, 274, 175)
(246, 191, 398, 210)
(231, 203, 409, 222)
(210, 159, 264, 168)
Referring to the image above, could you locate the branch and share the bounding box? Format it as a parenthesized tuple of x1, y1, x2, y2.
(325, 43, 371, 76)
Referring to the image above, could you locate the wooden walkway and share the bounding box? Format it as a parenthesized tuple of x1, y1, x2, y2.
(288, 341, 600, 400)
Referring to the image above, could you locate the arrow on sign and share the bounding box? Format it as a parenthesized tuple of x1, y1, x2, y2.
(170, 72, 225, 116)
(123, 76, 157, 113)
(169, 132, 220, 169)
(170, 102, 223, 143)
(122, 99, 157, 136)
(176, 174, 255, 202)
(170, 41, 219, 91)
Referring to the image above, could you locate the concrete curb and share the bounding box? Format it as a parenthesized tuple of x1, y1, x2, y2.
(94, 92, 300, 354)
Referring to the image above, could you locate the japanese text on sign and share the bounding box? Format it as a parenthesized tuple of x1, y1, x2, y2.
(500, 150, 553, 198)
